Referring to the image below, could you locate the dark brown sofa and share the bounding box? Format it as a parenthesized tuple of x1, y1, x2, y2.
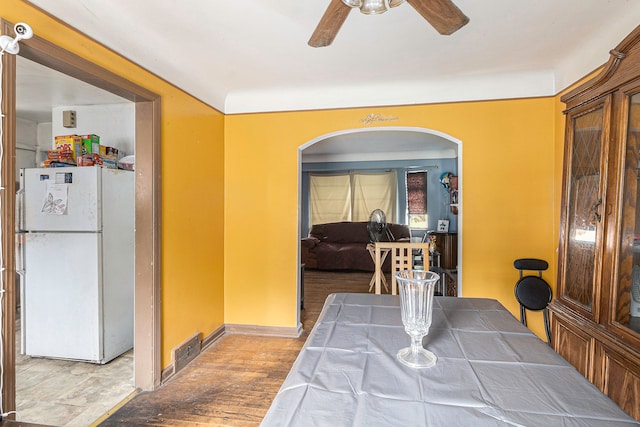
(301, 221, 411, 272)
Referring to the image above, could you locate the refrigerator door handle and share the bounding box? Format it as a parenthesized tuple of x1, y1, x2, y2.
(17, 171, 26, 354)
(16, 232, 26, 354)
(16, 233, 25, 275)
(16, 186, 25, 232)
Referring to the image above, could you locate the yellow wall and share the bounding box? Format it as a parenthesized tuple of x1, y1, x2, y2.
(225, 98, 558, 338)
(3, 1, 226, 368)
(8, 1, 599, 359)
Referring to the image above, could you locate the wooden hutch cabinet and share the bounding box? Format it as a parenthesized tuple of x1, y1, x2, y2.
(550, 25, 640, 420)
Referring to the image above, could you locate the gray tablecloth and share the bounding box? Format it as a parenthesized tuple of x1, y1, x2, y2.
(261, 293, 639, 426)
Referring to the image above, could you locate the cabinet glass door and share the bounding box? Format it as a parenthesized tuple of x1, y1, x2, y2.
(560, 103, 607, 319)
(616, 90, 640, 336)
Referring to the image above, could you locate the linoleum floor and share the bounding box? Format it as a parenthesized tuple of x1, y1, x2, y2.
(14, 313, 135, 427)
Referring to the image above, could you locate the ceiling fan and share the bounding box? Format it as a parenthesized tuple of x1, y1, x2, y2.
(308, 0, 469, 48)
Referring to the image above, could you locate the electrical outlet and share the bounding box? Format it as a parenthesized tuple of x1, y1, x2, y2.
(173, 332, 201, 373)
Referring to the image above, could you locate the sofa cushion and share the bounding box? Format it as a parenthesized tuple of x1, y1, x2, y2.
(313, 242, 371, 270)
(310, 221, 370, 244)
(339, 244, 376, 271)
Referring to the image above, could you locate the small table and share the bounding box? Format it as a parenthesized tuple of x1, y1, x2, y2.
(366, 244, 390, 293)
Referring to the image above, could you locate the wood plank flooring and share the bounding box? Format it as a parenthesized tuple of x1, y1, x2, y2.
(99, 269, 376, 426)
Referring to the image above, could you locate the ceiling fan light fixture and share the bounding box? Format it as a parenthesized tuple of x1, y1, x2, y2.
(341, 0, 363, 8)
(340, 0, 404, 14)
(360, 0, 388, 14)
(309, 0, 469, 48)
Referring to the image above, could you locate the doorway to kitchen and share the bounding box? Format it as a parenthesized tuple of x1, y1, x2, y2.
(0, 18, 161, 422)
(15, 56, 136, 425)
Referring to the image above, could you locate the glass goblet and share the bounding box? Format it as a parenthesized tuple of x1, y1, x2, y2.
(395, 270, 440, 368)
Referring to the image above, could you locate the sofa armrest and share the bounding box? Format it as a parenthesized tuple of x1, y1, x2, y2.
(301, 236, 320, 249)
(301, 237, 320, 268)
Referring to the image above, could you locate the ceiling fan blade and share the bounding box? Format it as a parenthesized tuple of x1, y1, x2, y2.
(406, 0, 469, 35)
(308, 0, 352, 48)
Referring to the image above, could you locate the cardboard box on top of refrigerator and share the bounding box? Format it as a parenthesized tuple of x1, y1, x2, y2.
(76, 154, 96, 167)
(100, 158, 118, 169)
(46, 149, 74, 165)
(54, 135, 82, 161)
(99, 145, 119, 160)
(80, 134, 100, 155)
(87, 153, 117, 169)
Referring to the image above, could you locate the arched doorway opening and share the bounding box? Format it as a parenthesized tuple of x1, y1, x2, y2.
(297, 126, 462, 326)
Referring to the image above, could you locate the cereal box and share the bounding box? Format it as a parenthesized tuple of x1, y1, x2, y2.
(54, 135, 83, 162)
(80, 134, 100, 155)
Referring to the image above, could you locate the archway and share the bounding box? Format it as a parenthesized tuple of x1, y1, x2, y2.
(297, 126, 463, 325)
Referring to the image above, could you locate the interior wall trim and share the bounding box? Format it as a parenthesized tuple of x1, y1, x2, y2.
(0, 18, 162, 415)
(224, 324, 303, 338)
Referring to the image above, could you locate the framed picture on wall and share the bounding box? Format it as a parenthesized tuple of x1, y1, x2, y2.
(437, 220, 449, 233)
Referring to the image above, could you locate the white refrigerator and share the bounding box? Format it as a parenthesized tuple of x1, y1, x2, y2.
(18, 166, 134, 364)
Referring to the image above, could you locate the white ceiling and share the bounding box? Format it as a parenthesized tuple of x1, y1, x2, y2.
(16, 56, 128, 123)
(14, 1, 640, 162)
(24, 0, 640, 115)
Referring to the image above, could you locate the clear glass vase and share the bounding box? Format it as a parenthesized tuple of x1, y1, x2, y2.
(395, 270, 440, 368)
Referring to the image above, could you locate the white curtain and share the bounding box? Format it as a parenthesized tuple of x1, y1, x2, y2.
(309, 171, 397, 225)
(310, 174, 351, 225)
(352, 172, 397, 222)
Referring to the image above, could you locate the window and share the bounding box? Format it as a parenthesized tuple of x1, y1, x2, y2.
(309, 174, 351, 224)
(309, 172, 397, 225)
(406, 171, 427, 229)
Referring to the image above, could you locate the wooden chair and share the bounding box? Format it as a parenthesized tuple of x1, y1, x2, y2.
(373, 242, 430, 295)
(390, 244, 415, 295)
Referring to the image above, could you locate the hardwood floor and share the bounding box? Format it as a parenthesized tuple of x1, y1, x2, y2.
(99, 269, 376, 426)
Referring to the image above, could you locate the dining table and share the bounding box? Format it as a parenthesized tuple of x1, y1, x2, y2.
(261, 293, 639, 426)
